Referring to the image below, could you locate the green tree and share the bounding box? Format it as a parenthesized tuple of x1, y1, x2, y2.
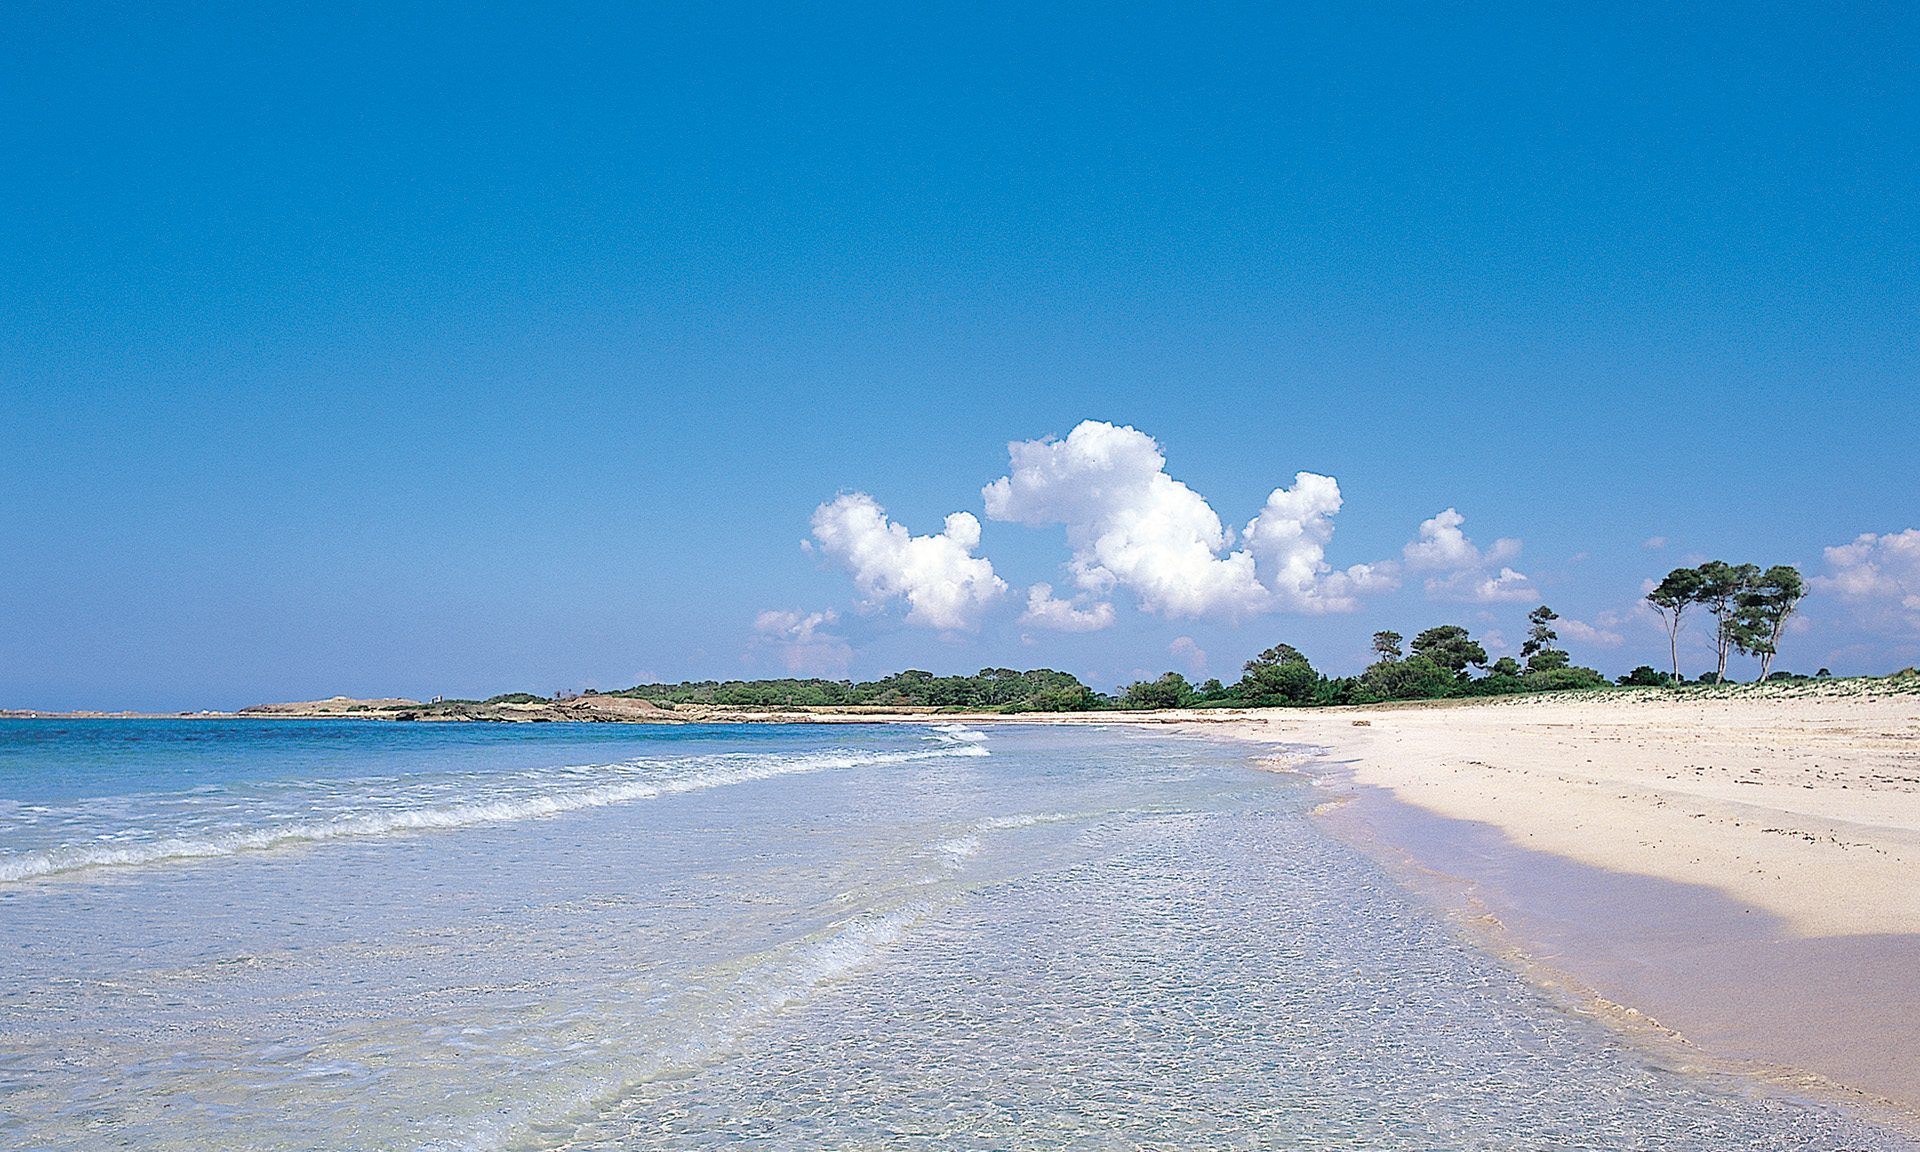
(1645, 567, 1707, 683)
(1735, 565, 1807, 681)
(1120, 672, 1195, 709)
(1311, 676, 1359, 706)
(1410, 625, 1487, 679)
(1519, 605, 1570, 672)
(1520, 666, 1607, 691)
(1371, 630, 1404, 660)
(1237, 643, 1319, 703)
(1355, 655, 1457, 701)
(1694, 561, 1761, 680)
(1723, 612, 1770, 680)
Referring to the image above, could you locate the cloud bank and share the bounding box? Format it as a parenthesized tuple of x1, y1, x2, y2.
(790, 420, 1531, 642)
(1559, 617, 1624, 646)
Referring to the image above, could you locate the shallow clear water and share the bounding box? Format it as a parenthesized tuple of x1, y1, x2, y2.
(0, 719, 1909, 1151)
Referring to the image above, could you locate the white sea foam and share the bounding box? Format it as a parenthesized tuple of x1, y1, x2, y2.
(975, 811, 1075, 830)
(916, 810, 1087, 879)
(934, 835, 982, 865)
(0, 742, 987, 883)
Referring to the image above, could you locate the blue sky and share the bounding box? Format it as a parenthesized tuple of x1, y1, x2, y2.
(3, 1, 1916, 710)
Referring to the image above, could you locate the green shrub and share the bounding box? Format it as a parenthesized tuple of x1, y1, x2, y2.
(1465, 672, 1530, 696)
(1354, 655, 1458, 702)
(1616, 666, 1671, 687)
(1120, 672, 1195, 710)
(1520, 666, 1607, 692)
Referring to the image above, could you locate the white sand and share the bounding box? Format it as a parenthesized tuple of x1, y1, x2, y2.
(1195, 683, 1920, 939)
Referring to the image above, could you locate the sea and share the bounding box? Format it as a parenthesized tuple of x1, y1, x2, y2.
(0, 717, 1911, 1151)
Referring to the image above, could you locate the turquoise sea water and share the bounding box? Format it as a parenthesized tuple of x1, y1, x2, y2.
(0, 718, 1910, 1151)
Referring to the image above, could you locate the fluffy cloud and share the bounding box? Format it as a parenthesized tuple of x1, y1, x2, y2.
(1559, 617, 1625, 646)
(983, 420, 1266, 618)
(1814, 529, 1920, 633)
(1404, 507, 1522, 570)
(1242, 472, 1402, 612)
(1020, 583, 1116, 632)
(1403, 508, 1534, 602)
(809, 494, 1008, 631)
(801, 421, 1539, 638)
(753, 610, 853, 675)
(982, 421, 1381, 621)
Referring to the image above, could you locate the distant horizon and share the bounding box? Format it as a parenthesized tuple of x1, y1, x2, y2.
(12, 657, 1916, 719)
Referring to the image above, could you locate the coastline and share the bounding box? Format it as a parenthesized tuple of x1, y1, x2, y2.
(1149, 685, 1920, 1124)
(0, 696, 990, 723)
(9, 683, 1919, 1122)
(729, 682, 1919, 1125)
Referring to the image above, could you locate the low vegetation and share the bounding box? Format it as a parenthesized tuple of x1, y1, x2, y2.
(1117, 607, 1611, 709)
(604, 668, 1100, 712)
(380, 570, 1903, 715)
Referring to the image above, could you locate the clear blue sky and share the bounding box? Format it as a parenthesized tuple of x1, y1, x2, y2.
(4, 1, 1916, 710)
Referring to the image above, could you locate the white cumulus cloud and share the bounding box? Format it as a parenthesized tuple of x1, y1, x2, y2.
(1422, 567, 1534, 603)
(809, 493, 1008, 632)
(1242, 472, 1402, 612)
(1559, 618, 1625, 646)
(1020, 583, 1117, 632)
(1813, 529, 1920, 633)
(1403, 508, 1534, 602)
(982, 420, 1381, 620)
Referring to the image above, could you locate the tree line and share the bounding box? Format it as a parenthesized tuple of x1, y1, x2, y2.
(1118, 605, 1612, 709)
(1644, 561, 1806, 683)
(464, 564, 1819, 715)
(580, 610, 1612, 715)
(601, 667, 1102, 712)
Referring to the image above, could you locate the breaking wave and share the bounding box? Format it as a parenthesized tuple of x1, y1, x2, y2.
(0, 739, 988, 883)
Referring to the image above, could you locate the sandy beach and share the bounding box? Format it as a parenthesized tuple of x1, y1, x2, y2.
(11, 681, 1918, 1122)
(1147, 682, 1920, 1119)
